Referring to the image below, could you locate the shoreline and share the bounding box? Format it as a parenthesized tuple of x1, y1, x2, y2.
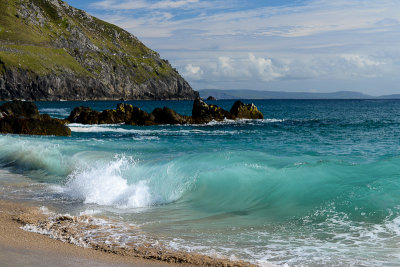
(0, 200, 254, 267)
(0, 200, 172, 267)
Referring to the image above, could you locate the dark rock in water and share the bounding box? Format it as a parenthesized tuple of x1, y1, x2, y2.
(0, 100, 40, 119)
(119, 104, 156, 126)
(192, 98, 232, 124)
(0, 101, 71, 136)
(206, 96, 217, 101)
(67, 103, 156, 126)
(65, 100, 264, 126)
(67, 107, 101, 124)
(230, 101, 264, 119)
(152, 107, 189, 125)
(99, 109, 123, 124)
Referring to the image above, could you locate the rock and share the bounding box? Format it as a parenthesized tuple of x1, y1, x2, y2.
(0, 100, 40, 119)
(64, 100, 264, 127)
(0, 101, 71, 136)
(192, 98, 232, 124)
(0, 0, 199, 101)
(67, 107, 101, 124)
(66, 103, 156, 126)
(206, 96, 216, 101)
(117, 104, 156, 126)
(152, 107, 189, 125)
(229, 101, 264, 119)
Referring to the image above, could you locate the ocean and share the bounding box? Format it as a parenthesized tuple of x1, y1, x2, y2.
(1, 99, 400, 266)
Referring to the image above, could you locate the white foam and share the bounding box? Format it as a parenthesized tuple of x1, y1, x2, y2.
(39, 108, 70, 117)
(64, 155, 153, 209)
(68, 123, 240, 136)
(79, 209, 101, 216)
(68, 118, 284, 134)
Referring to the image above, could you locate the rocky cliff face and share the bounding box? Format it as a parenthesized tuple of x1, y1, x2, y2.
(0, 0, 198, 100)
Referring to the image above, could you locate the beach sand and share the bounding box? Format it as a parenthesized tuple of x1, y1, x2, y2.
(0, 200, 172, 267)
(0, 200, 253, 267)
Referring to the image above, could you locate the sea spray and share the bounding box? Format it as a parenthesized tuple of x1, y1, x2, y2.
(64, 155, 154, 208)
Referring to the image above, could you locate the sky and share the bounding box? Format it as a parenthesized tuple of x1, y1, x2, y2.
(65, 0, 400, 95)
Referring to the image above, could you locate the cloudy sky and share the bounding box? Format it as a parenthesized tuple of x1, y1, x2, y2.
(65, 0, 400, 95)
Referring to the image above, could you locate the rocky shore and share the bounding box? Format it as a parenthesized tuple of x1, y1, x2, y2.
(0, 99, 263, 136)
(67, 98, 264, 125)
(0, 100, 70, 136)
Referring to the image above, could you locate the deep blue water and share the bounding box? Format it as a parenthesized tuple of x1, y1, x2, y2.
(1, 99, 400, 266)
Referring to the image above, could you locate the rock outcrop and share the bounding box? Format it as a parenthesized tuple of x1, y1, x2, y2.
(66, 99, 263, 125)
(206, 96, 217, 101)
(152, 107, 189, 125)
(230, 101, 264, 120)
(192, 98, 232, 124)
(0, 0, 198, 101)
(0, 101, 71, 136)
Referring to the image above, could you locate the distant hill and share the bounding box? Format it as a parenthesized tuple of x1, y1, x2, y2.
(0, 0, 198, 100)
(378, 94, 400, 99)
(199, 89, 399, 100)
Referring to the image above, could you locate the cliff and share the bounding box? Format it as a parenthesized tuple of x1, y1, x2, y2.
(0, 0, 198, 100)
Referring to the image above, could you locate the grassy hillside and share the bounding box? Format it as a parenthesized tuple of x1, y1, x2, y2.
(0, 0, 197, 100)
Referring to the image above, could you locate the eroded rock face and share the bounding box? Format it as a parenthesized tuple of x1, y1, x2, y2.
(0, 0, 199, 101)
(0, 101, 71, 136)
(230, 101, 264, 120)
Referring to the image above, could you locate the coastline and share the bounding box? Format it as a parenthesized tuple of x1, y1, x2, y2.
(0, 200, 254, 267)
(0, 200, 172, 267)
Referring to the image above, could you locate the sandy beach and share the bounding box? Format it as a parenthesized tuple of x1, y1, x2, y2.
(0, 200, 174, 267)
(0, 200, 252, 267)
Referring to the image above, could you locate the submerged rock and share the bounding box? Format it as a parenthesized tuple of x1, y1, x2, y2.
(0, 101, 71, 136)
(230, 100, 264, 120)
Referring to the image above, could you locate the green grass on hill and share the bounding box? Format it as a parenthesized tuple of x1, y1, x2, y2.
(0, 0, 177, 81)
(0, 45, 91, 76)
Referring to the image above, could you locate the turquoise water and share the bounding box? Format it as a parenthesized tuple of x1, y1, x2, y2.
(1, 100, 400, 265)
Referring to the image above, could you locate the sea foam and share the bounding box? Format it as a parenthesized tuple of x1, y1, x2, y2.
(65, 155, 152, 208)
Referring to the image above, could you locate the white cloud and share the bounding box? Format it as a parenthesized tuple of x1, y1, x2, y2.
(341, 54, 384, 68)
(86, 0, 400, 93)
(183, 64, 203, 80)
(248, 53, 285, 81)
(174, 52, 395, 85)
(153, 0, 199, 9)
(92, 0, 200, 10)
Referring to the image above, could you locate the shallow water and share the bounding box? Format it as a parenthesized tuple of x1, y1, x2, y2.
(1, 99, 400, 266)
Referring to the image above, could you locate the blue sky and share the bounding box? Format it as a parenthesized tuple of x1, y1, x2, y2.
(65, 0, 400, 95)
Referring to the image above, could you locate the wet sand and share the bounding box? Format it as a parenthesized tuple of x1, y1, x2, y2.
(0, 200, 253, 267)
(0, 200, 171, 267)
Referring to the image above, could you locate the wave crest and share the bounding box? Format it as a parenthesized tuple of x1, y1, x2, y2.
(65, 155, 153, 209)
